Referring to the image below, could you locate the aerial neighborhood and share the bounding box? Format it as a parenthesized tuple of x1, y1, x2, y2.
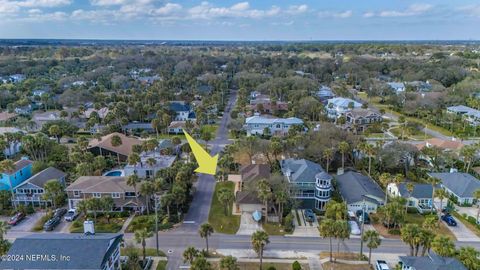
(1, 26, 480, 270)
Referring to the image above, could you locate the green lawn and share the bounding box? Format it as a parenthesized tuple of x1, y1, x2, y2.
(125, 214, 173, 233)
(121, 248, 166, 257)
(390, 126, 432, 140)
(156, 261, 167, 270)
(405, 213, 455, 239)
(452, 212, 480, 237)
(208, 181, 240, 234)
(70, 216, 125, 233)
(262, 222, 286, 236)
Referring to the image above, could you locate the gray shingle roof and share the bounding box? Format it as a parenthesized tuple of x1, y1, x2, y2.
(336, 171, 385, 204)
(0, 233, 123, 270)
(23, 167, 66, 189)
(280, 158, 324, 183)
(399, 252, 467, 270)
(428, 172, 480, 198)
(398, 182, 433, 199)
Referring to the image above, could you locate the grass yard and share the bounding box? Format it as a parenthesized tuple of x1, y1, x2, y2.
(320, 252, 367, 261)
(70, 216, 125, 233)
(390, 127, 432, 140)
(156, 261, 167, 270)
(125, 214, 173, 233)
(452, 212, 480, 237)
(212, 261, 310, 270)
(121, 248, 166, 257)
(322, 262, 372, 270)
(208, 181, 240, 234)
(262, 222, 285, 236)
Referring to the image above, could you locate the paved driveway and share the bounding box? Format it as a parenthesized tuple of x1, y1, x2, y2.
(236, 212, 262, 235)
(3, 212, 44, 233)
(290, 210, 320, 237)
(441, 217, 480, 242)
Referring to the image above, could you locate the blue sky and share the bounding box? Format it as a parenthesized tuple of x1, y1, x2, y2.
(0, 0, 479, 40)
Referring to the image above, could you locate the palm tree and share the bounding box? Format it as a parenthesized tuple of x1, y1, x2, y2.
(76, 200, 89, 217)
(0, 221, 8, 241)
(474, 189, 480, 223)
(128, 153, 141, 172)
(0, 159, 16, 210)
(183, 246, 199, 264)
(134, 228, 153, 263)
(110, 135, 123, 164)
(461, 145, 476, 173)
(418, 229, 435, 256)
(319, 218, 335, 262)
(139, 182, 154, 215)
(199, 223, 214, 253)
(322, 148, 334, 172)
(378, 172, 391, 204)
(275, 190, 288, 223)
(405, 182, 414, 213)
(334, 220, 350, 262)
(256, 179, 272, 222)
(431, 235, 456, 257)
(401, 224, 421, 256)
(338, 141, 349, 170)
(435, 189, 448, 216)
(127, 175, 140, 210)
(48, 124, 61, 143)
(428, 177, 441, 212)
(219, 255, 239, 270)
(251, 230, 269, 270)
(457, 246, 480, 270)
(362, 230, 381, 264)
(217, 187, 234, 216)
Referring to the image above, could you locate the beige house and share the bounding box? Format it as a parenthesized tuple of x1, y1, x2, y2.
(66, 176, 146, 212)
(88, 132, 142, 162)
(233, 164, 270, 215)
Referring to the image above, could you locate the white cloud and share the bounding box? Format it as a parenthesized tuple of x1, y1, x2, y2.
(458, 4, 480, 18)
(0, 1, 21, 13)
(363, 11, 374, 18)
(286, 4, 308, 15)
(17, 0, 71, 8)
(188, 1, 281, 19)
(154, 3, 182, 16)
(318, 10, 352, 18)
(379, 3, 433, 17)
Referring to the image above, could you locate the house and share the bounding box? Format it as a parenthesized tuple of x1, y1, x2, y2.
(123, 153, 176, 179)
(138, 75, 161, 85)
(247, 94, 288, 114)
(344, 108, 383, 132)
(336, 171, 385, 213)
(0, 233, 123, 270)
(399, 252, 467, 270)
(84, 107, 109, 119)
(317, 86, 335, 102)
(244, 115, 304, 136)
(234, 164, 271, 215)
(88, 132, 142, 162)
(406, 80, 432, 92)
(387, 82, 406, 93)
(415, 138, 464, 152)
(326, 97, 362, 118)
(169, 102, 196, 121)
(0, 157, 33, 191)
(66, 176, 146, 212)
(446, 105, 480, 126)
(280, 158, 332, 210)
(0, 127, 24, 158)
(0, 111, 17, 124)
(12, 167, 66, 207)
(122, 122, 155, 134)
(168, 121, 190, 134)
(428, 172, 480, 205)
(32, 110, 63, 130)
(388, 182, 433, 213)
(14, 105, 33, 115)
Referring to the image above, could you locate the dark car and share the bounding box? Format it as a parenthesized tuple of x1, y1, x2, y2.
(43, 216, 61, 231)
(8, 212, 25, 226)
(442, 214, 457, 226)
(304, 209, 315, 223)
(356, 210, 370, 224)
(53, 208, 67, 218)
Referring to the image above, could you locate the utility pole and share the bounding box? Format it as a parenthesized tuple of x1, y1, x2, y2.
(359, 199, 366, 259)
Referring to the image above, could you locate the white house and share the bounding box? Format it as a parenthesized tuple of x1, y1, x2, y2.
(123, 153, 176, 179)
(169, 102, 196, 121)
(387, 82, 406, 94)
(326, 97, 362, 118)
(388, 182, 433, 213)
(0, 127, 24, 158)
(428, 172, 480, 205)
(244, 115, 304, 136)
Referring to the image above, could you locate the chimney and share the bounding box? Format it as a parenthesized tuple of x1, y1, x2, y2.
(84, 220, 95, 235)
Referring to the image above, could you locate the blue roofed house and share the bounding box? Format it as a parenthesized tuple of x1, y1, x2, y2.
(399, 252, 467, 270)
(316, 85, 335, 102)
(447, 105, 480, 126)
(387, 82, 406, 94)
(428, 172, 480, 205)
(169, 102, 196, 121)
(280, 158, 332, 210)
(326, 97, 362, 119)
(0, 233, 123, 270)
(336, 170, 385, 213)
(0, 157, 33, 191)
(388, 182, 434, 213)
(244, 115, 304, 136)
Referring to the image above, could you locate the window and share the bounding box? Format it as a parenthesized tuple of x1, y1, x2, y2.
(73, 190, 80, 197)
(112, 193, 120, 198)
(93, 193, 101, 198)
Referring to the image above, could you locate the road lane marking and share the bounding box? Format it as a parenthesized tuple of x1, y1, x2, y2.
(183, 221, 195, 224)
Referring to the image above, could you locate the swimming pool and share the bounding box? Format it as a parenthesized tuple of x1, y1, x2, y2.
(103, 170, 124, 177)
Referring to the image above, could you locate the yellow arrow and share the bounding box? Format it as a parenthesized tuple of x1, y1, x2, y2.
(183, 130, 218, 175)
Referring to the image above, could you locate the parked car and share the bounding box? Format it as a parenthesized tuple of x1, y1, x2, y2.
(64, 209, 79, 222)
(355, 210, 370, 224)
(375, 260, 390, 270)
(304, 209, 315, 223)
(348, 220, 361, 235)
(442, 214, 457, 226)
(8, 212, 25, 226)
(348, 211, 356, 220)
(43, 216, 61, 231)
(53, 208, 67, 218)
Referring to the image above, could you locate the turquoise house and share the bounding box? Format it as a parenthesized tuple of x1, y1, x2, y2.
(0, 157, 33, 191)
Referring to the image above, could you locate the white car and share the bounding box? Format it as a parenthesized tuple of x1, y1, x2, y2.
(375, 260, 390, 270)
(348, 221, 361, 235)
(64, 209, 79, 222)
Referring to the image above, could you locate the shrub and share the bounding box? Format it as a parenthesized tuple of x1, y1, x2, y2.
(292, 261, 302, 270)
(283, 213, 294, 233)
(266, 267, 276, 270)
(388, 228, 401, 235)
